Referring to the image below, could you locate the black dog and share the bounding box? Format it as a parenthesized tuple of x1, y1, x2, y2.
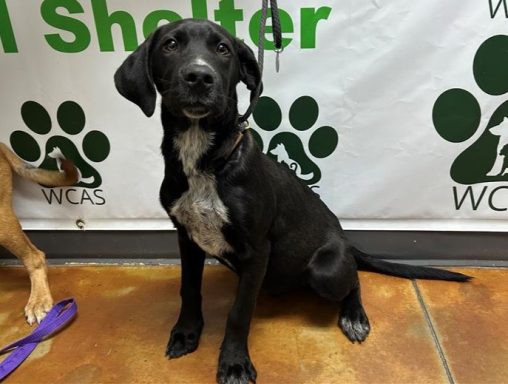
(115, 19, 470, 384)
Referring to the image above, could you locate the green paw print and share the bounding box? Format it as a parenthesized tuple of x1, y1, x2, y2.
(10, 101, 110, 189)
(252, 96, 338, 186)
(433, 35, 508, 184)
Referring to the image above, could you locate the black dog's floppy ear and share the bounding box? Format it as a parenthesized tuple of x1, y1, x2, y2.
(235, 39, 262, 93)
(114, 31, 158, 117)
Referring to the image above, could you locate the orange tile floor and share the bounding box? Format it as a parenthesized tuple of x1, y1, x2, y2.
(0, 266, 506, 384)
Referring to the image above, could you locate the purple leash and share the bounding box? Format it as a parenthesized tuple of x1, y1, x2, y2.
(0, 298, 77, 382)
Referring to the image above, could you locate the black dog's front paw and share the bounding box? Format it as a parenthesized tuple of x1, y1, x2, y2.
(217, 349, 257, 384)
(166, 321, 203, 359)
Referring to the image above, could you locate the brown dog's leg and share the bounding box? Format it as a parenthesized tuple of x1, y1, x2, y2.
(1, 212, 53, 324)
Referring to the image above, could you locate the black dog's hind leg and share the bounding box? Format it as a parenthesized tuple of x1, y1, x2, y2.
(217, 244, 269, 384)
(307, 239, 371, 343)
(166, 228, 206, 358)
(339, 285, 370, 343)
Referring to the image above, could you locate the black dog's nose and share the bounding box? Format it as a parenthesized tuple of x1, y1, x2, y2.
(182, 65, 215, 89)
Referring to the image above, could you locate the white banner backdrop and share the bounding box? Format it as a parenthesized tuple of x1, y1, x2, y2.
(1, 0, 508, 231)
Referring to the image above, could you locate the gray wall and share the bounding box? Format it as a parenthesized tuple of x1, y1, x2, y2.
(1, 230, 507, 266)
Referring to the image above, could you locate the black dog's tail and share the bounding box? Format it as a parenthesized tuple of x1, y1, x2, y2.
(351, 247, 471, 282)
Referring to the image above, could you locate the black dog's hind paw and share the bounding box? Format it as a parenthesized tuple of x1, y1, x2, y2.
(339, 306, 371, 343)
(217, 351, 257, 384)
(166, 323, 203, 359)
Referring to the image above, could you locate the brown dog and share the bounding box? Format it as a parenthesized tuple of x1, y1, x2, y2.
(0, 142, 78, 324)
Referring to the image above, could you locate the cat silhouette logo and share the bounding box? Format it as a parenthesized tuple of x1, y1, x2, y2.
(269, 143, 314, 181)
(252, 95, 339, 189)
(10, 101, 110, 205)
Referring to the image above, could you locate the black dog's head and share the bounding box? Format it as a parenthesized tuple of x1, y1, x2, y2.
(114, 19, 261, 121)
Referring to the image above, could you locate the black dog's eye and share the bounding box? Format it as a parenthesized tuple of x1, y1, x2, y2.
(217, 43, 230, 56)
(164, 39, 178, 52)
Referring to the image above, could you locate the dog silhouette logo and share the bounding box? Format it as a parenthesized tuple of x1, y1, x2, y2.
(486, 118, 508, 177)
(433, 35, 508, 184)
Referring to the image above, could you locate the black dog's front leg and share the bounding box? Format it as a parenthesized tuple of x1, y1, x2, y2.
(166, 228, 206, 358)
(217, 247, 268, 384)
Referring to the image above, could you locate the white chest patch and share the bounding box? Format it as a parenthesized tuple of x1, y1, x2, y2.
(169, 122, 233, 256)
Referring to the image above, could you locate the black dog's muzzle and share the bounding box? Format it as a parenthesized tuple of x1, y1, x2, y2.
(175, 61, 222, 119)
(180, 63, 217, 93)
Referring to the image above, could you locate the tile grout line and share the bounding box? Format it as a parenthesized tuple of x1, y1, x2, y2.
(412, 280, 455, 384)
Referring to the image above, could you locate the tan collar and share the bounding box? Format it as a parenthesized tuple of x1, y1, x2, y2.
(231, 130, 246, 153)
(219, 121, 250, 167)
